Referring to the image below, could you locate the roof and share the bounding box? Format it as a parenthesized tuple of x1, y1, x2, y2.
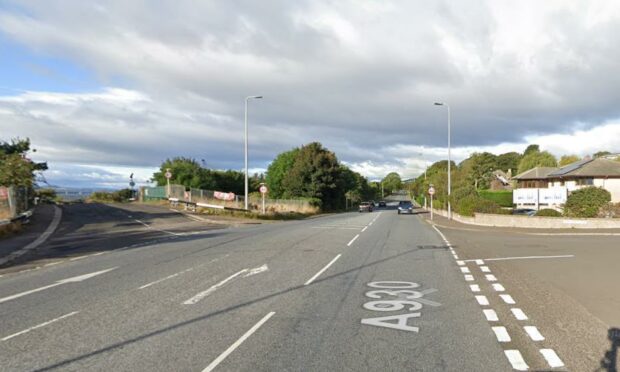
(512, 167, 558, 180)
(548, 158, 620, 178)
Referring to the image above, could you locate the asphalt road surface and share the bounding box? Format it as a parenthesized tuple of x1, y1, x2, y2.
(0, 201, 617, 371)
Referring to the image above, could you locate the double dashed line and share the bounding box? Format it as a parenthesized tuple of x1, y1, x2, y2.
(432, 225, 565, 371)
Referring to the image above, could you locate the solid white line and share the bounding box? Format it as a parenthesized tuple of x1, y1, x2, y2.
(347, 234, 360, 246)
(2, 311, 79, 341)
(482, 255, 575, 262)
(460, 267, 470, 274)
(540, 349, 564, 368)
(464, 275, 474, 281)
(183, 269, 248, 305)
(500, 294, 516, 304)
(475, 295, 489, 306)
(485, 274, 497, 282)
(492, 283, 505, 292)
(361, 226, 368, 232)
(480, 266, 491, 273)
(524, 326, 545, 341)
(304, 254, 341, 286)
(431, 225, 449, 242)
(202, 311, 275, 372)
(504, 350, 529, 371)
(511, 308, 528, 320)
(475, 259, 484, 265)
(483, 309, 499, 322)
(492, 326, 511, 342)
(469, 284, 480, 292)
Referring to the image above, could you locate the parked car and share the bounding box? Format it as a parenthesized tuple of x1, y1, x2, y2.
(378, 201, 386, 207)
(397, 201, 414, 214)
(359, 202, 373, 213)
(512, 208, 536, 216)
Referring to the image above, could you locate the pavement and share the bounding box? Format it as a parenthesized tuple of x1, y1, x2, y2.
(0, 200, 617, 371)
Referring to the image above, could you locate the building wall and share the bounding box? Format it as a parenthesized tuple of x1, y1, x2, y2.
(595, 178, 620, 203)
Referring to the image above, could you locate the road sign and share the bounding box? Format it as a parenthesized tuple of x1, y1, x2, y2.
(428, 186, 435, 195)
(129, 181, 135, 187)
(165, 171, 172, 179)
(259, 185, 268, 194)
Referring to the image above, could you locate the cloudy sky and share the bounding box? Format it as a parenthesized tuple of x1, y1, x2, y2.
(1, 1, 620, 188)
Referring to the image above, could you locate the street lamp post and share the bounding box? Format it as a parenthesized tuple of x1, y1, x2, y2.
(244, 95, 263, 210)
(434, 102, 451, 219)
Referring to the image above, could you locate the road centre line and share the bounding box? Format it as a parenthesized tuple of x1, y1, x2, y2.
(347, 234, 360, 246)
(1, 311, 79, 341)
(184, 269, 247, 305)
(539, 349, 564, 368)
(524, 326, 545, 341)
(504, 350, 529, 371)
(464, 254, 575, 262)
(202, 311, 275, 372)
(304, 254, 341, 286)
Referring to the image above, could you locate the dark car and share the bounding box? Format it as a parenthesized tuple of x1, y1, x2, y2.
(397, 200, 414, 214)
(378, 201, 386, 207)
(359, 202, 373, 213)
(512, 208, 536, 216)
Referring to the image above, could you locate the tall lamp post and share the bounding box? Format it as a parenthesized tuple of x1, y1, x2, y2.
(244, 95, 263, 210)
(434, 102, 451, 219)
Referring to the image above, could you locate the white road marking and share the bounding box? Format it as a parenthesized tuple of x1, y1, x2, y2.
(453, 255, 459, 259)
(135, 219, 180, 236)
(183, 269, 248, 305)
(431, 225, 449, 242)
(480, 254, 575, 262)
(139, 268, 193, 290)
(511, 308, 528, 320)
(524, 326, 545, 341)
(464, 275, 474, 281)
(361, 226, 368, 232)
(311, 226, 362, 230)
(244, 264, 268, 277)
(202, 311, 275, 372)
(492, 326, 511, 342)
(480, 266, 491, 273)
(43, 261, 62, 267)
(500, 294, 516, 304)
(485, 274, 497, 282)
(456, 260, 465, 266)
(475, 295, 489, 306)
(1, 311, 79, 341)
(460, 267, 470, 273)
(475, 259, 484, 265)
(304, 254, 341, 286)
(347, 234, 360, 246)
(492, 283, 505, 292)
(540, 349, 564, 368)
(469, 284, 480, 292)
(483, 309, 499, 322)
(504, 350, 529, 371)
(0, 267, 117, 304)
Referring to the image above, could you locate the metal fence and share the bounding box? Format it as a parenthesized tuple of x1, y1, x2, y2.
(0, 186, 33, 220)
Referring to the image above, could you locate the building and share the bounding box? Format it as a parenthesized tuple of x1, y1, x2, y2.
(512, 158, 620, 209)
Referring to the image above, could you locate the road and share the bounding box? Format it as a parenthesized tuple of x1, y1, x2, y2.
(0, 201, 617, 371)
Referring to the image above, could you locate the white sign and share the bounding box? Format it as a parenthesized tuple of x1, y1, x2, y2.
(513, 187, 567, 205)
(428, 187, 435, 195)
(259, 185, 268, 194)
(165, 171, 172, 179)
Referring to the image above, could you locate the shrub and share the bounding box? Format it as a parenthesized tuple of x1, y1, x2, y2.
(536, 209, 562, 217)
(89, 189, 134, 203)
(454, 195, 503, 216)
(598, 202, 620, 218)
(564, 187, 611, 218)
(478, 190, 513, 207)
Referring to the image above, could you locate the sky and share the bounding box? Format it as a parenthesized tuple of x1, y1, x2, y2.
(1, 0, 620, 188)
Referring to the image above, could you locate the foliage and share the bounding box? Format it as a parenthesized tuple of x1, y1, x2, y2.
(535, 209, 562, 217)
(564, 187, 611, 218)
(598, 203, 620, 218)
(36, 188, 58, 202)
(265, 148, 299, 198)
(517, 150, 557, 174)
(478, 190, 513, 207)
(381, 172, 402, 195)
(558, 155, 580, 167)
(89, 189, 134, 203)
(594, 151, 612, 158)
(495, 152, 522, 174)
(454, 195, 503, 216)
(0, 138, 47, 187)
(461, 152, 497, 190)
(524, 144, 540, 156)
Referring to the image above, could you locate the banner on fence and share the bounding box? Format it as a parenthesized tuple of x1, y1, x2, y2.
(0, 187, 7, 200)
(214, 191, 235, 201)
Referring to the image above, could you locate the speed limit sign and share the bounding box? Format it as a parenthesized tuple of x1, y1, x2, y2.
(428, 186, 435, 195)
(259, 185, 268, 194)
(165, 171, 172, 179)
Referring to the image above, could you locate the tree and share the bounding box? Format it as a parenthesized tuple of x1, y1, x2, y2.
(265, 148, 300, 198)
(523, 144, 540, 156)
(462, 152, 497, 190)
(517, 151, 557, 174)
(594, 151, 612, 158)
(381, 172, 402, 195)
(153, 157, 214, 189)
(558, 155, 580, 167)
(0, 138, 47, 187)
(495, 152, 522, 174)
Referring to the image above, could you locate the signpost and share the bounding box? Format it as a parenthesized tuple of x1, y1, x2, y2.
(428, 185, 435, 220)
(259, 184, 268, 214)
(165, 169, 172, 198)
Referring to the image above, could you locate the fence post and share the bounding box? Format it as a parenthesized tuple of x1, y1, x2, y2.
(7, 187, 16, 218)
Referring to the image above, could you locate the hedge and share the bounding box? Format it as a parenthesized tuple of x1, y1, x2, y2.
(564, 187, 611, 218)
(535, 209, 562, 217)
(478, 190, 513, 207)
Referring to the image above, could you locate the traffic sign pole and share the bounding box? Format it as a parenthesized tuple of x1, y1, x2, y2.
(259, 184, 268, 215)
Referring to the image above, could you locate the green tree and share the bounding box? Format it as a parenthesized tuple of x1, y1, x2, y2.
(0, 138, 47, 187)
(265, 148, 300, 198)
(524, 144, 540, 156)
(558, 155, 580, 167)
(594, 151, 612, 158)
(517, 151, 557, 174)
(153, 157, 214, 189)
(381, 172, 402, 195)
(462, 152, 497, 190)
(495, 152, 522, 174)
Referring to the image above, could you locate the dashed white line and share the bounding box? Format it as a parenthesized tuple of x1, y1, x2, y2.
(485, 274, 497, 282)
(2, 311, 79, 341)
(139, 268, 194, 290)
(524, 326, 545, 341)
(480, 266, 491, 273)
(460, 267, 470, 274)
(491, 326, 511, 342)
(475, 295, 490, 306)
(483, 309, 499, 322)
(347, 234, 360, 246)
(492, 283, 505, 292)
(500, 294, 516, 304)
(183, 269, 248, 305)
(304, 254, 341, 286)
(511, 308, 528, 320)
(464, 275, 474, 281)
(456, 260, 465, 266)
(540, 349, 564, 368)
(202, 311, 275, 372)
(361, 226, 368, 232)
(469, 284, 480, 292)
(475, 259, 485, 265)
(504, 350, 529, 371)
(453, 255, 459, 259)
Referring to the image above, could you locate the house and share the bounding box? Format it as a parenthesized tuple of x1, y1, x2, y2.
(512, 158, 620, 209)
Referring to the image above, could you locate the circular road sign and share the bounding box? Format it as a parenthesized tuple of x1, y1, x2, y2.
(428, 186, 435, 195)
(259, 185, 268, 194)
(165, 171, 172, 179)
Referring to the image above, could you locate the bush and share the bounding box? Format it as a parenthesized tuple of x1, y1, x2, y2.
(598, 203, 620, 218)
(89, 189, 134, 203)
(478, 190, 513, 207)
(536, 209, 562, 217)
(454, 195, 503, 216)
(564, 187, 611, 218)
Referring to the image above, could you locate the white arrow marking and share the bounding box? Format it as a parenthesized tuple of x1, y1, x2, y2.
(0, 267, 118, 304)
(184, 264, 268, 305)
(244, 264, 268, 277)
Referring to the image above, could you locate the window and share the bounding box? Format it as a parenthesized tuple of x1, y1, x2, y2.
(577, 178, 594, 186)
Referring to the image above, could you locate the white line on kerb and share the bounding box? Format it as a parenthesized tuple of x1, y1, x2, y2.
(524, 326, 545, 341)
(483, 309, 499, 322)
(202, 311, 275, 372)
(511, 308, 528, 320)
(492, 326, 511, 342)
(540, 349, 564, 368)
(2, 311, 79, 341)
(304, 254, 341, 286)
(183, 269, 247, 305)
(504, 350, 529, 371)
(347, 234, 360, 246)
(500, 294, 516, 304)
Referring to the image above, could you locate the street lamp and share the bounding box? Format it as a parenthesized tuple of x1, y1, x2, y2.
(434, 102, 451, 219)
(244, 95, 263, 210)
